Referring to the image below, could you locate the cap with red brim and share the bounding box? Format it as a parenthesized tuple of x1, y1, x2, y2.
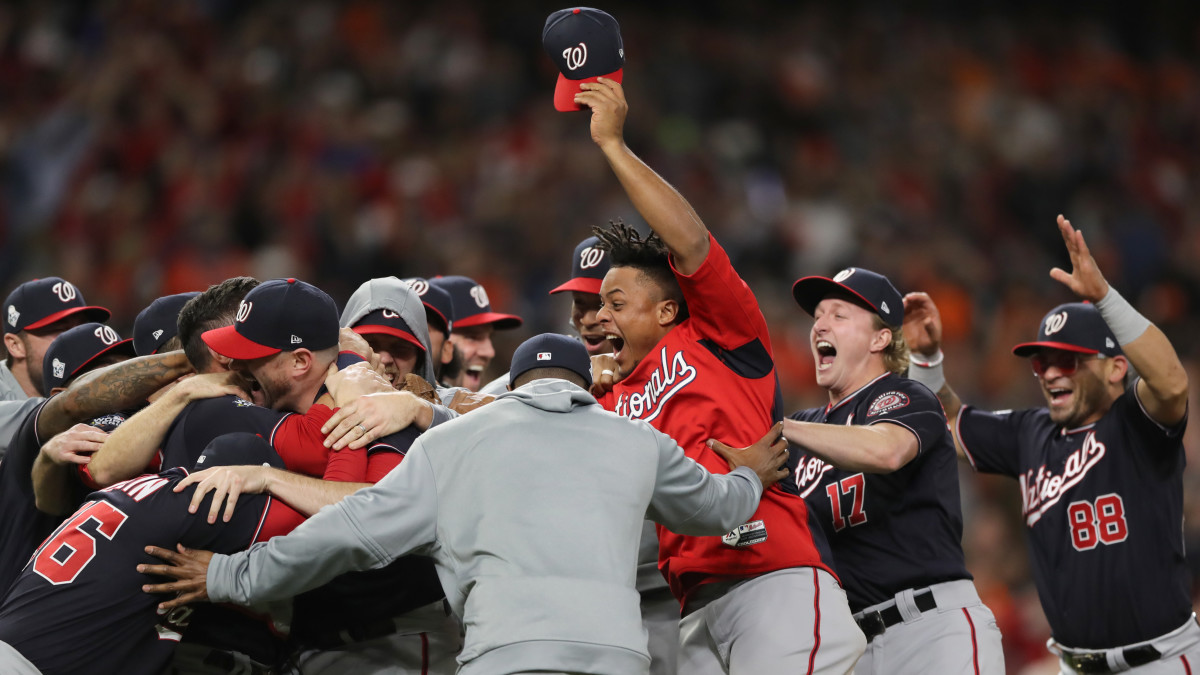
(554, 69, 623, 112)
(453, 312, 523, 330)
(25, 306, 111, 331)
(549, 277, 604, 295)
(1011, 341, 1099, 357)
(201, 324, 282, 360)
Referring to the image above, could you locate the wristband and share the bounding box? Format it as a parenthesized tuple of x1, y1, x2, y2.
(907, 350, 945, 393)
(1094, 287, 1151, 346)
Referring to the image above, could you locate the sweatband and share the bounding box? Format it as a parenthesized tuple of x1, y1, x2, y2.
(907, 350, 945, 393)
(1094, 287, 1151, 345)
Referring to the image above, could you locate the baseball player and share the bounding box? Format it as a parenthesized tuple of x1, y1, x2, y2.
(904, 215, 1199, 673)
(132, 291, 200, 357)
(0, 276, 111, 456)
(427, 275, 522, 392)
(0, 323, 192, 595)
(0, 433, 305, 675)
(573, 74, 864, 671)
(141, 333, 789, 675)
(786, 267, 1004, 674)
(401, 277, 465, 388)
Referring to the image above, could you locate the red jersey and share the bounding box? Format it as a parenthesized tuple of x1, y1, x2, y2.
(603, 235, 835, 604)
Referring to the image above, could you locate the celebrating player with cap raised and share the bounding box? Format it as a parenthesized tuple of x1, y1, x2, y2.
(904, 215, 1200, 672)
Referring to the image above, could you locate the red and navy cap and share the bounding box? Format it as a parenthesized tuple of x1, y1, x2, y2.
(792, 267, 904, 328)
(402, 278, 454, 334)
(510, 333, 592, 387)
(4, 277, 110, 335)
(202, 278, 339, 360)
(1013, 302, 1123, 358)
(543, 7, 624, 112)
(429, 276, 522, 331)
(42, 322, 135, 394)
(195, 432, 286, 472)
(352, 309, 426, 353)
(550, 236, 609, 295)
(133, 292, 200, 356)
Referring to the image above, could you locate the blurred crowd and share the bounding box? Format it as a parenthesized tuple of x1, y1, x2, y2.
(2, 1, 1199, 672)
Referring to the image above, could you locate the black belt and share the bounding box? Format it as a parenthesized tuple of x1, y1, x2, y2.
(1061, 645, 1162, 673)
(855, 589, 937, 642)
(198, 649, 274, 675)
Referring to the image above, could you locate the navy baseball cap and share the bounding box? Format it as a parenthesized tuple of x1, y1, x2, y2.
(550, 236, 610, 295)
(543, 7, 624, 112)
(43, 322, 136, 394)
(202, 278, 339, 360)
(1013, 302, 1123, 358)
(510, 333, 592, 387)
(352, 309, 426, 353)
(792, 267, 904, 328)
(133, 292, 200, 356)
(194, 432, 286, 472)
(429, 276, 522, 331)
(4, 277, 110, 335)
(403, 278, 454, 334)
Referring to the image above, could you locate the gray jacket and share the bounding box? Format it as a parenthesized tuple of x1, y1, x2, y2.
(0, 362, 38, 461)
(208, 379, 763, 675)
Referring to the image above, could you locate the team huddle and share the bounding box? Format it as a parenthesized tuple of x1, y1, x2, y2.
(0, 7, 1195, 675)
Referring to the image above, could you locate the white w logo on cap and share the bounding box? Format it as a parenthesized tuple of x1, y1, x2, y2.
(469, 285, 490, 309)
(1044, 311, 1068, 336)
(52, 281, 77, 303)
(563, 42, 588, 70)
(579, 246, 605, 270)
(93, 325, 120, 346)
(236, 301, 253, 323)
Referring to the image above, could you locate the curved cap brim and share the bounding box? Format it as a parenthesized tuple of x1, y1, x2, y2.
(201, 325, 281, 360)
(549, 278, 603, 295)
(554, 69, 623, 112)
(453, 313, 523, 331)
(1012, 341, 1100, 357)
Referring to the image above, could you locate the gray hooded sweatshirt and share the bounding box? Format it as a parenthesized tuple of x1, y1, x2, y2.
(208, 379, 763, 675)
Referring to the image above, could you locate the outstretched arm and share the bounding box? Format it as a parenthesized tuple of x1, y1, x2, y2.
(576, 78, 710, 274)
(1049, 214, 1187, 426)
(782, 418, 920, 474)
(902, 291, 968, 460)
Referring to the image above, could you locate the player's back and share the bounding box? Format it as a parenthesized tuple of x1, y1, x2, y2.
(0, 469, 301, 675)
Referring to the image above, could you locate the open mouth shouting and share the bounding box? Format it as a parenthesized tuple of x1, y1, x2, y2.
(815, 339, 837, 371)
(605, 333, 626, 363)
(580, 331, 609, 355)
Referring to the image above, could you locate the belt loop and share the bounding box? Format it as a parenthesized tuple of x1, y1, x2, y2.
(895, 588, 920, 623)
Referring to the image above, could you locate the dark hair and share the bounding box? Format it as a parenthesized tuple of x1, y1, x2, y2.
(591, 220, 688, 320)
(177, 277, 260, 372)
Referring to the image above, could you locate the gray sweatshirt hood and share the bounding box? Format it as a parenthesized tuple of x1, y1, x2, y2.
(495, 378, 597, 413)
(341, 277, 437, 383)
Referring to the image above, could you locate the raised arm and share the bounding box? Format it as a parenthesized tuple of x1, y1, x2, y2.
(902, 291, 968, 460)
(1049, 214, 1187, 426)
(576, 78, 710, 274)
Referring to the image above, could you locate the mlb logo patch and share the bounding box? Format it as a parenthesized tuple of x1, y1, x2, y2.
(722, 520, 767, 548)
(537, 352, 552, 361)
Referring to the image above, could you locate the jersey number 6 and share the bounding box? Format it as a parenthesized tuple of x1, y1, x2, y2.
(826, 474, 868, 531)
(31, 500, 130, 585)
(1067, 493, 1128, 552)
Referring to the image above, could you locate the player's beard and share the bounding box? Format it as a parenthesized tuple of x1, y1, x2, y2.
(1047, 369, 1107, 428)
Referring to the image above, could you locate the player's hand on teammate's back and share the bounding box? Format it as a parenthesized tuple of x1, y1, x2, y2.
(175, 465, 270, 524)
(174, 371, 251, 402)
(901, 292, 944, 357)
(575, 77, 628, 150)
(1048, 214, 1110, 302)
(139, 544, 213, 611)
(707, 422, 790, 489)
(42, 423, 108, 465)
(589, 353, 621, 397)
(322, 391, 431, 450)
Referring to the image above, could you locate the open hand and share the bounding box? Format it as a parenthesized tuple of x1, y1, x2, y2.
(138, 544, 213, 612)
(174, 465, 270, 524)
(707, 422, 790, 489)
(1049, 214, 1109, 302)
(575, 77, 628, 150)
(901, 292, 944, 358)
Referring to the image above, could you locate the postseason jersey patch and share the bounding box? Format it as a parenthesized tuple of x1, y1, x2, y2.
(722, 520, 767, 548)
(866, 391, 909, 417)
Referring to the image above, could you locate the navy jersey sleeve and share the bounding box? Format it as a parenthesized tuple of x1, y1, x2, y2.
(857, 379, 947, 455)
(161, 396, 289, 471)
(1119, 380, 1188, 446)
(955, 406, 1031, 477)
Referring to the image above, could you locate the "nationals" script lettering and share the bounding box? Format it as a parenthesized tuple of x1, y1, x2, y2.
(615, 349, 697, 422)
(1020, 431, 1107, 526)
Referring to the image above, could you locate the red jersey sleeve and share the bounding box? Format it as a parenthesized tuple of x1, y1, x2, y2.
(251, 497, 307, 544)
(670, 234, 772, 352)
(270, 404, 336, 477)
(322, 447, 368, 483)
(366, 450, 403, 483)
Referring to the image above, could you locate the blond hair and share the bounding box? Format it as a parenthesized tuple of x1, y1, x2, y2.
(873, 315, 911, 375)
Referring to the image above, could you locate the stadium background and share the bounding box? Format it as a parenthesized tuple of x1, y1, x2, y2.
(2, 1, 1199, 672)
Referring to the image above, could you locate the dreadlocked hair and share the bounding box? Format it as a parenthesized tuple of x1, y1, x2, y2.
(592, 220, 688, 321)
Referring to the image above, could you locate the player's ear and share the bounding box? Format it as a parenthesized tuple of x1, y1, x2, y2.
(1108, 355, 1129, 385)
(291, 348, 314, 375)
(3, 333, 26, 359)
(869, 327, 892, 354)
(656, 298, 679, 327)
(208, 348, 233, 370)
(50, 386, 66, 396)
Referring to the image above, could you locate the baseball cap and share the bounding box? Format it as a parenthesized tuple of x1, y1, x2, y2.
(194, 432, 286, 472)
(352, 309, 426, 353)
(1012, 302, 1123, 357)
(403, 278, 454, 334)
(42, 322, 136, 394)
(4, 277, 110, 335)
(543, 7, 624, 112)
(510, 333, 592, 387)
(201, 278, 339, 360)
(429, 276, 522, 331)
(550, 236, 610, 295)
(792, 267, 904, 328)
(133, 292, 201, 356)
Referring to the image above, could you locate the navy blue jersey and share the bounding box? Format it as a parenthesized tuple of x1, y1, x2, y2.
(0, 401, 85, 596)
(957, 382, 1189, 648)
(790, 372, 971, 611)
(0, 469, 303, 675)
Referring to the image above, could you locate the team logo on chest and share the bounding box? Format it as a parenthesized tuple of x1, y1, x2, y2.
(867, 391, 909, 417)
(614, 348, 697, 422)
(1020, 430, 1107, 526)
(794, 455, 836, 498)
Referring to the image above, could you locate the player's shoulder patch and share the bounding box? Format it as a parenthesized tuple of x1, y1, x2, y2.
(867, 391, 910, 417)
(232, 397, 253, 407)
